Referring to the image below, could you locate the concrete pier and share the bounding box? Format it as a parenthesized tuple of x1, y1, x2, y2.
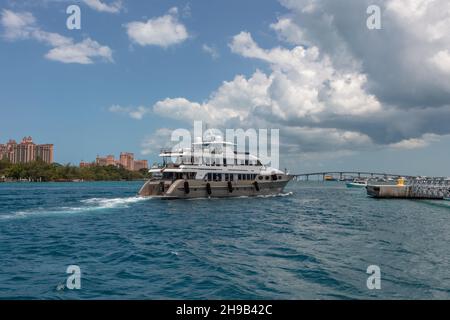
(367, 178, 450, 199)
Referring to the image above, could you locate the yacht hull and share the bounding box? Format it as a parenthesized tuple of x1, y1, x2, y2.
(139, 176, 293, 199)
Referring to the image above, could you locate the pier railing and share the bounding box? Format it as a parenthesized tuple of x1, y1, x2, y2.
(406, 178, 450, 199)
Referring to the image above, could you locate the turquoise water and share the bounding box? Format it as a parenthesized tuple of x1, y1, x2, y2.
(0, 181, 449, 299)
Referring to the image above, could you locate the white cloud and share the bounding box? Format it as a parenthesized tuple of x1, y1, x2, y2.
(109, 105, 151, 120)
(202, 44, 219, 59)
(151, 31, 382, 154)
(389, 134, 439, 150)
(141, 128, 174, 155)
(46, 38, 112, 64)
(83, 0, 122, 14)
(277, 0, 450, 107)
(270, 17, 306, 45)
(153, 70, 271, 125)
(429, 50, 450, 74)
(1, 9, 112, 64)
(125, 7, 188, 48)
(0, 9, 35, 39)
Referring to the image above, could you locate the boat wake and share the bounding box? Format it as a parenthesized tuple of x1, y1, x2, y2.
(185, 192, 294, 201)
(0, 196, 149, 220)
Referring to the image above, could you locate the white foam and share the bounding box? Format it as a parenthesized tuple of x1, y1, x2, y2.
(80, 196, 148, 208)
(0, 196, 149, 220)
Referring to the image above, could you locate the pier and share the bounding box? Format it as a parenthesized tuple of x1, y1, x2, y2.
(292, 171, 450, 199)
(367, 178, 450, 199)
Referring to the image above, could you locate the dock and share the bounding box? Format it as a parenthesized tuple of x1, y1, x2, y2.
(366, 178, 450, 199)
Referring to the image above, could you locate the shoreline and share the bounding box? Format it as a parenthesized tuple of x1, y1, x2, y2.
(0, 179, 147, 183)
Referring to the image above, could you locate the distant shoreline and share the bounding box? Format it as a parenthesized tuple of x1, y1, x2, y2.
(0, 179, 147, 183)
(0, 160, 150, 183)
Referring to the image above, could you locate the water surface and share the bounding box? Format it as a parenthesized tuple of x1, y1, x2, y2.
(0, 181, 449, 299)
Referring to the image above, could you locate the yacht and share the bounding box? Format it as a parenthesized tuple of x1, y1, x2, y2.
(138, 136, 293, 199)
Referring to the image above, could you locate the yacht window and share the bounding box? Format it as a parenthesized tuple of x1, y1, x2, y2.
(245, 160, 249, 165)
(265, 176, 269, 180)
(225, 173, 229, 181)
(238, 174, 242, 180)
(278, 175, 282, 180)
(258, 176, 263, 180)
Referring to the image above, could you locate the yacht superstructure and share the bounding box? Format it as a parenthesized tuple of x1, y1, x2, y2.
(138, 136, 293, 199)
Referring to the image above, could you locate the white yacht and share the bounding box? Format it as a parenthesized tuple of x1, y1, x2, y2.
(138, 136, 293, 199)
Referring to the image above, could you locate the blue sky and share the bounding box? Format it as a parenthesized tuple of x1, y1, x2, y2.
(1, 0, 450, 176)
(0, 0, 283, 162)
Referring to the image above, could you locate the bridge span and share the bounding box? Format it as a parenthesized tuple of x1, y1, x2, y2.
(292, 171, 415, 181)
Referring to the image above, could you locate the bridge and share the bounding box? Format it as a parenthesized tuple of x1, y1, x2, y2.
(291, 171, 415, 181)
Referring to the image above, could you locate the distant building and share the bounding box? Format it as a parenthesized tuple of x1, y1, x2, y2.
(120, 152, 134, 171)
(86, 152, 147, 171)
(0, 137, 53, 164)
(79, 161, 94, 168)
(134, 159, 148, 171)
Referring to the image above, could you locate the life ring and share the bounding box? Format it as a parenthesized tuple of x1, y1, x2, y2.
(184, 181, 190, 194)
(253, 181, 260, 191)
(206, 182, 212, 195)
(227, 181, 233, 193)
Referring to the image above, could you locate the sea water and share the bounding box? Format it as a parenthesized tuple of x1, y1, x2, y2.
(0, 181, 449, 299)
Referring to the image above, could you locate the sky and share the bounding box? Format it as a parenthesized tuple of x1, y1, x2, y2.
(1, 0, 450, 176)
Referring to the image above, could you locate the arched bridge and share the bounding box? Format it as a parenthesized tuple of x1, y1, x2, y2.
(292, 171, 416, 181)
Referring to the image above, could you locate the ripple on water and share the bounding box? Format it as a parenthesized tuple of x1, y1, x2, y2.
(0, 181, 449, 299)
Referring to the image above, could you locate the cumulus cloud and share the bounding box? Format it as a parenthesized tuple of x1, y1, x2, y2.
(107, 1, 450, 158)
(141, 128, 174, 155)
(150, 30, 385, 153)
(429, 50, 450, 74)
(109, 105, 151, 120)
(270, 17, 306, 45)
(277, 0, 450, 108)
(83, 0, 122, 13)
(151, 16, 450, 157)
(0, 9, 112, 64)
(389, 134, 440, 150)
(202, 44, 219, 59)
(125, 7, 188, 48)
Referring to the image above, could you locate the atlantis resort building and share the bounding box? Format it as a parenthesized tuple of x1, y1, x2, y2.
(80, 152, 148, 171)
(0, 137, 54, 164)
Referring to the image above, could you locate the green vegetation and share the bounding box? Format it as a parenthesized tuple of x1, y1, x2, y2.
(0, 159, 149, 182)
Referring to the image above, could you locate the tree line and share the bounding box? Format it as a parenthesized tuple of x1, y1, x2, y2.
(0, 159, 150, 182)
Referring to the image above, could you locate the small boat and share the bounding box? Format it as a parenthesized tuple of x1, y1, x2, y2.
(444, 197, 450, 201)
(346, 179, 367, 188)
